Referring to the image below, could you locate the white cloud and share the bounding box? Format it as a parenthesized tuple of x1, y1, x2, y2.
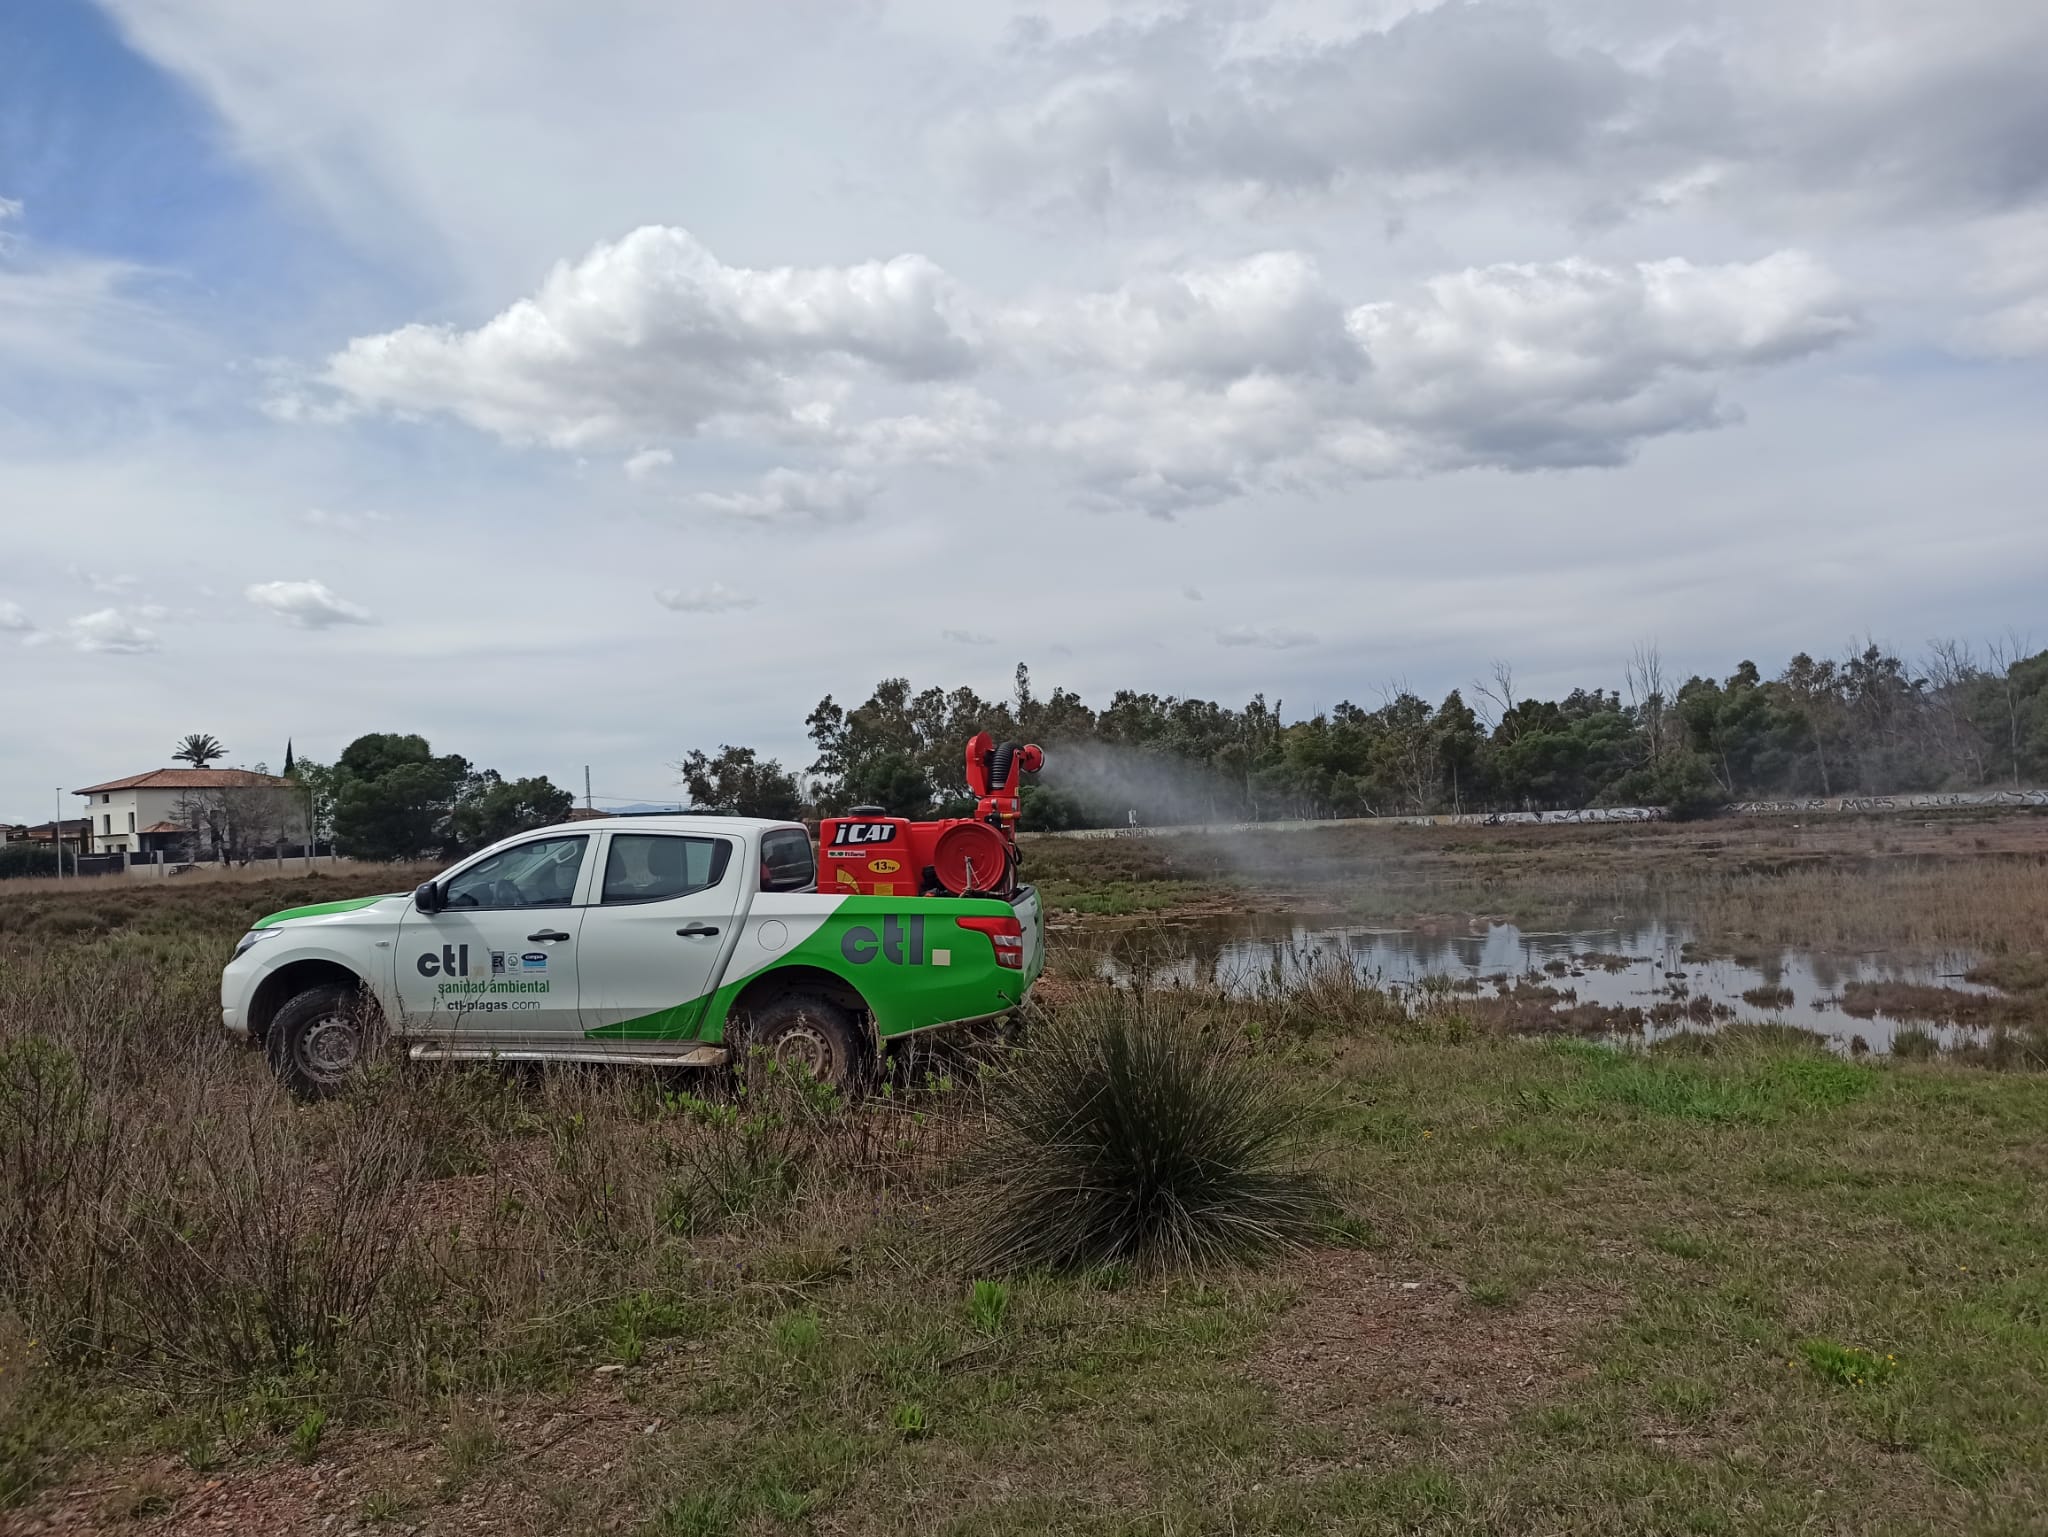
(623, 447, 673, 481)
(244, 579, 377, 629)
(1346, 250, 1855, 468)
(1041, 249, 1853, 512)
(1217, 623, 1318, 650)
(692, 468, 876, 524)
(319, 225, 979, 449)
(1009, 251, 1357, 381)
(942, 1, 2048, 230)
(59, 609, 160, 654)
(944, 4, 1641, 215)
(0, 601, 33, 633)
(654, 582, 756, 614)
(941, 629, 997, 646)
(79, 571, 140, 595)
(814, 387, 1005, 469)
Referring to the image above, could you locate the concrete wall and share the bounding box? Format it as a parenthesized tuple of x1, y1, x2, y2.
(81, 787, 185, 851)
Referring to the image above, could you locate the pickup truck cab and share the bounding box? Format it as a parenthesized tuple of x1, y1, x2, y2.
(221, 815, 1045, 1098)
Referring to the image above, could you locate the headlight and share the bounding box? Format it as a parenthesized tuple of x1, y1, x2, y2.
(232, 928, 284, 960)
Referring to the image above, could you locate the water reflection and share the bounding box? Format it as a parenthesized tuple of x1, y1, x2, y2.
(1077, 914, 1992, 1052)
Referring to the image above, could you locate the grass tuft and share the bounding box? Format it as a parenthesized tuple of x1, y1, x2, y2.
(958, 992, 1325, 1273)
(965, 1279, 1010, 1334)
(1797, 1338, 1900, 1389)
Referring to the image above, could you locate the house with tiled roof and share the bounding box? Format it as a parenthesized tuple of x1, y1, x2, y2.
(73, 768, 303, 856)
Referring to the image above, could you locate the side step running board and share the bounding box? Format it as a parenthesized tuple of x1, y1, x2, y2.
(408, 1042, 729, 1069)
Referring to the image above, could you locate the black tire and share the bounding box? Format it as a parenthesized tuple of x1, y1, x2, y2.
(743, 993, 868, 1095)
(265, 983, 373, 1102)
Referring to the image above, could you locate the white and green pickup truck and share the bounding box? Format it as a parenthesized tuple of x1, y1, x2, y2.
(221, 816, 1045, 1098)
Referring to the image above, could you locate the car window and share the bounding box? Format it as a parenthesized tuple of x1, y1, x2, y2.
(760, 828, 816, 892)
(442, 835, 588, 910)
(601, 835, 733, 904)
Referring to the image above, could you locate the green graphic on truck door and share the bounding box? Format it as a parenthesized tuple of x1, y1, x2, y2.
(584, 894, 1032, 1042)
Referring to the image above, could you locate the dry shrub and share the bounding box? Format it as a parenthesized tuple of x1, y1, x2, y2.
(0, 1035, 427, 1392)
(109, 1088, 427, 1384)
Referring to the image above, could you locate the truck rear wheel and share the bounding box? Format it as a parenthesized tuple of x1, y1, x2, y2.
(743, 993, 867, 1095)
(266, 983, 372, 1102)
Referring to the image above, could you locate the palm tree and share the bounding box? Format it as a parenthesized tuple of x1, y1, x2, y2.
(173, 733, 227, 768)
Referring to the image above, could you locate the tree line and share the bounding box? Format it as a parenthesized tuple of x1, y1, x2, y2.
(18, 635, 2035, 878)
(681, 639, 2048, 828)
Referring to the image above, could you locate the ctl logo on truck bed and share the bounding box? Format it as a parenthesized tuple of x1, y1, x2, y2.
(841, 915, 928, 966)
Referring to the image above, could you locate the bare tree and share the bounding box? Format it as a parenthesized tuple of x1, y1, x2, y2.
(1921, 638, 1987, 784)
(176, 785, 305, 865)
(1471, 661, 1518, 739)
(1624, 642, 1672, 769)
(1985, 631, 2035, 789)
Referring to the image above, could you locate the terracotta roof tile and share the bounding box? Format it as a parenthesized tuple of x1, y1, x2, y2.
(73, 768, 293, 794)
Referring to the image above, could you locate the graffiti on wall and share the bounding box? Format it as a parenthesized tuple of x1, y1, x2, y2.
(1042, 787, 2047, 840)
(1728, 789, 2048, 816)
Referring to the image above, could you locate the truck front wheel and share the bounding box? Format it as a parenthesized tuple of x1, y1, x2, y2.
(743, 993, 868, 1095)
(266, 983, 373, 1102)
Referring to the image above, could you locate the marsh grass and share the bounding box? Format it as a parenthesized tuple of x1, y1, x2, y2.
(958, 990, 1326, 1273)
(1029, 817, 2048, 967)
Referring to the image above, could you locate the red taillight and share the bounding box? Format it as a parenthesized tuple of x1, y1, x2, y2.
(956, 914, 1025, 969)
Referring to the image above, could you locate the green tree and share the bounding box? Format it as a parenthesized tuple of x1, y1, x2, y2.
(451, 773, 575, 849)
(1967, 644, 2048, 788)
(678, 745, 804, 819)
(329, 733, 473, 861)
(809, 677, 1016, 809)
(1775, 653, 1848, 795)
(1433, 690, 1485, 813)
(844, 751, 933, 817)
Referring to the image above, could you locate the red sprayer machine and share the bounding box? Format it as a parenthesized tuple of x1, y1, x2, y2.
(817, 733, 1044, 898)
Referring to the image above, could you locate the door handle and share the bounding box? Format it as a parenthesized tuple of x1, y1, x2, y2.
(676, 924, 720, 938)
(528, 930, 572, 943)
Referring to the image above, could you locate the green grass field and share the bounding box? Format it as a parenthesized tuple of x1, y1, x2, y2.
(3, 822, 2045, 1533)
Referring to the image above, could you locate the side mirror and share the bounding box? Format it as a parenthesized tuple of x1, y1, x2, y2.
(413, 880, 442, 914)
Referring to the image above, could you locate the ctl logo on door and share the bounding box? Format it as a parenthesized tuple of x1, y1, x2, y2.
(841, 915, 928, 966)
(417, 944, 472, 977)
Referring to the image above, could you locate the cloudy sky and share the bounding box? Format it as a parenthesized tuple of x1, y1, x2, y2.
(3, 0, 2044, 819)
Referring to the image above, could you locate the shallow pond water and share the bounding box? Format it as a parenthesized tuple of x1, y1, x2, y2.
(1074, 914, 1994, 1052)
